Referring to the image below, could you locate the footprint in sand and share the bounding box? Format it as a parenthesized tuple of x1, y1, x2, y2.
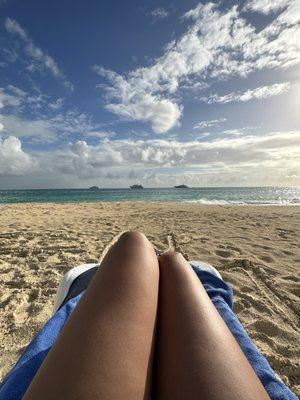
(248, 319, 295, 341)
(227, 245, 242, 254)
(256, 244, 273, 251)
(215, 249, 233, 258)
(257, 254, 275, 263)
(238, 291, 272, 314)
(282, 250, 295, 256)
(12, 294, 30, 324)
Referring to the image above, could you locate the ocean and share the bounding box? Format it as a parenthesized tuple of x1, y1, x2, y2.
(0, 187, 299, 205)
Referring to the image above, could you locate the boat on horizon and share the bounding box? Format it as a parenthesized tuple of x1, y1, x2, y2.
(130, 184, 143, 189)
(174, 184, 189, 189)
(88, 186, 100, 190)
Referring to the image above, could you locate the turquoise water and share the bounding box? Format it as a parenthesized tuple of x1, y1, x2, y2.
(0, 187, 299, 205)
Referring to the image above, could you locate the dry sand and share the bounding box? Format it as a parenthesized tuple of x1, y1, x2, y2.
(0, 202, 299, 394)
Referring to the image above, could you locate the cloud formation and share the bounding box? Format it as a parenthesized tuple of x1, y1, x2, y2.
(0, 111, 100, 142)
(0, 136, 36, 176)
(61, 131, 299, 170)
(4, 18, 73, 90)
(244, 0, 291, 14)
(1, 2, 299, 188)
(0, 87, 23, 109)
(0, 86, 100, 142)
(193, 118, 226, 129)
(2, 131, 299, 188)
(150, 8, 169, 20)
(93, 66, 182, 133)
(94, 1, 300, 133)
(202, 82, 291, 104)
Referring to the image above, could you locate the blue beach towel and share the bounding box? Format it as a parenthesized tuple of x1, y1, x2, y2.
(0, 262, 297, 399)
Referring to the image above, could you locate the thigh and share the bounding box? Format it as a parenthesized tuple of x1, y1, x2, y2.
(23, 231, 159, 400)
(153, 251, 270, 400)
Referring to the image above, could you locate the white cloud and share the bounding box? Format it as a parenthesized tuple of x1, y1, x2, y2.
(5, 18, 59, 75)
(181, 80, 210, 91)
(193, 118, 226, 129)
(65, 131, 299, 176)
(0, 87, 22, 108)
(49, 110, 100, 136)
(63, 81, 75, 91)
(32, 130, 300, 171)
(0, 107, 101, 142)
(202, 82, 291, 104)
(0, 86, 102, 142)
(6, 85, 26, 98)
(0, 114, 56, 141)
(1, 131, 299, 186)
(27, 93, 49, 109)
(84, 130, 116, 139)
(105, 93, 182, 134)
(1, 86, 66, 114)
(244, 0, 291, 14)
(48, 98, 64, 110)
(195, 132, 211, 139)
(4, 18, 73, 90)
(46, 130, 300, 187)
(1, 48, 18, 63)
(93, 65, 182, 133)
(0, 136, 36, 176)
(94, 1, 300, 133)
(221, 126, 260, 136)
(151, 8, 169, 20)
(4, 17, 27, 39)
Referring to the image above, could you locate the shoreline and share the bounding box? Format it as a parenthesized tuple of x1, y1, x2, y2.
(1, 187, 299, 207)
(0, 202, 299, 394)
(0, 200, 299, 206)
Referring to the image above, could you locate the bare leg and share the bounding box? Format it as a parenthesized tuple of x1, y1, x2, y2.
(23, 231, 159, 400)
(154, 251, 270, 400)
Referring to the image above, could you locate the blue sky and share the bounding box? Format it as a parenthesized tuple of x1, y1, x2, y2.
(0, 0, 299, 188)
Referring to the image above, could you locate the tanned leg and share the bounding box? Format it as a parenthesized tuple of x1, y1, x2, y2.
(153, 251, 270, 400)
(23, 231, 159, 400)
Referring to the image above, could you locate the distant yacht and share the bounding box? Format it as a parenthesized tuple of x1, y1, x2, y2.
(174, 184, 189, 189)
(88, 186, 100, 190)
(130, 184, 143, 189)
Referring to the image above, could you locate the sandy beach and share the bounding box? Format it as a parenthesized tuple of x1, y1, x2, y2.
(0, 202, 299, 394)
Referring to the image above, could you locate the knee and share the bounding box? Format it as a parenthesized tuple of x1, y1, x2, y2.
(115, 231, 157, 273)
(158, 251, 185, 267)
(118, 230, 149, 246)
(158, 251, 189, 280)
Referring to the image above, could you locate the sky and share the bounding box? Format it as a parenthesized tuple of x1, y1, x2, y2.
(0, 0, 299, 189)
